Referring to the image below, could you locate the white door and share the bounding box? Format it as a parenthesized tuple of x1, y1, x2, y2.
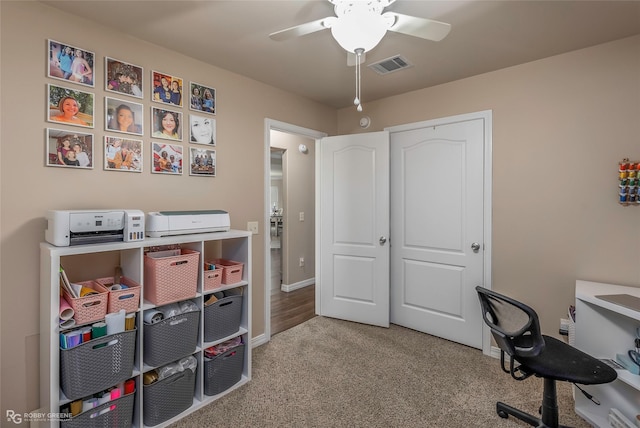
(389, 115, 486, 348)
(317, 131, 390, 327)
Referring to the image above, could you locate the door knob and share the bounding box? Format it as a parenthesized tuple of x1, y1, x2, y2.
(379, 236, 387, 245)
(471, 242, 481, 253)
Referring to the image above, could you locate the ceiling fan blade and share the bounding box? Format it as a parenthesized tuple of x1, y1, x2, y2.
(385, 12, 451, 42)
(269, 17, 335, 41)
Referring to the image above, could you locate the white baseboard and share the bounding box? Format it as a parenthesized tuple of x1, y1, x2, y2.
(281, 278, 314, 293)
(490, 346, 501, 359)
(251, 332, 268, 348)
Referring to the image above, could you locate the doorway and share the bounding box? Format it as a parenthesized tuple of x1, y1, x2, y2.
(264, 120, 327, 340)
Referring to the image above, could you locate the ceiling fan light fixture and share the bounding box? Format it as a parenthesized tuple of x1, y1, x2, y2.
(330, 11, 388, 53)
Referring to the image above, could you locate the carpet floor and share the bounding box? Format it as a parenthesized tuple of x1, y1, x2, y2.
(169, 316, 591, 427)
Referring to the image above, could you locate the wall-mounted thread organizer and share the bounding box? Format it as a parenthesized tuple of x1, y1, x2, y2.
(618, 158, 640, 206)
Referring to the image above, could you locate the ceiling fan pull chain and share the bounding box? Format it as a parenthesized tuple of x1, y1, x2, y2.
(355, 48, 363, 112)
(354, 51, 360, 106)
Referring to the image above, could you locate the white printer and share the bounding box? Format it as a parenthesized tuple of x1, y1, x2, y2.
(146, 210, 230, 237)
(45, 210, 145, 246)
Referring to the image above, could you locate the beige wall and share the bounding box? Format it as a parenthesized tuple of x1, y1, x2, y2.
(0, 1, 336, 415)
(271, 131, 316, 287)
(2, 0, 639, 417)
(336, 35, 640, 337)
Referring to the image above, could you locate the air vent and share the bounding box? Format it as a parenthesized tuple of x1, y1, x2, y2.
(368, 55, 413, 75)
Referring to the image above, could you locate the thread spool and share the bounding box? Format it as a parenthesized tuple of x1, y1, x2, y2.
(65, 330, 82, 348)
(105, 309, 126, 335)
(81, 326, 92, 342)
(143, 370, 158, 385)
(82, 397, 98, 412)
(125, 313, 136, 331)
(59, 318, 76, 329)
(91, 322, 107, 339)
(143, 310, 163, 324)
(69, 400, 82, 416)
(124, 379, 136, 394)
(59, 296, 74, 320)
(79, 286, 98, 297)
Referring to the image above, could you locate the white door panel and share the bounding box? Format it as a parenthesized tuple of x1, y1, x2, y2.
(404, 141, 464, 251)
(390, 117, 486, 349)
(318, 132, 389, 327)
(403, 260, 464, 316)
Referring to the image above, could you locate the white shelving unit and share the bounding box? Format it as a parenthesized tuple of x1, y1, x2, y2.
(574, 280, 640, 427)
(40, 230, 252, 427)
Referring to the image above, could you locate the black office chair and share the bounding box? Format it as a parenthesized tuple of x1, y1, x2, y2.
(475, 286, 617, 428)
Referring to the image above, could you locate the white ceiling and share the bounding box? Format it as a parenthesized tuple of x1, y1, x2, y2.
(42, 0, 640, 109)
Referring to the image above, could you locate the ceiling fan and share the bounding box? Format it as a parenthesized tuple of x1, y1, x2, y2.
(269, 0, 451, 111)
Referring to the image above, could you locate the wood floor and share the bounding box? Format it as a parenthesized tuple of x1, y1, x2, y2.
(270, 247, 316, 336)
(271, 284, 316, 335)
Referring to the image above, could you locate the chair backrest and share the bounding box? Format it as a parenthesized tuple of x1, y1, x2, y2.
(475, 286, 545, 358)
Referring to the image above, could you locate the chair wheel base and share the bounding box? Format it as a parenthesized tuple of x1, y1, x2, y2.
(495, 401, 571, 428)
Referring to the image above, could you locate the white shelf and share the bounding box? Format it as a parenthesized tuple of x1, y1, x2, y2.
(574, 280, 640, 427)
(40, 230, 252, 427)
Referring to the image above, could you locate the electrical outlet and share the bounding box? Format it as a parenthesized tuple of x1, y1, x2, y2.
(299, 257, 305, 267)
(247, 221, 259, 235)
(299, 212, 304, 221)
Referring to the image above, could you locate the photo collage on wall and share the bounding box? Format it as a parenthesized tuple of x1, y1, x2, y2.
(45, 39, 217, 176)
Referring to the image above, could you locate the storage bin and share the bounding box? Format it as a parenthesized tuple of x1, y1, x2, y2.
(144, 249, 199, 305)
(204, 294, 243, 342)
(95, 276, 141, 314)
(143, 367, 197, 427)
(208, 258, 243, 284)
(62, 280, 110, 325)
(61, 392, 135, 428)
(60, 329, 136, 400)
(204, 343, 245, 396)
(203, 268, 222, 291)
(144, 310, 200, 367)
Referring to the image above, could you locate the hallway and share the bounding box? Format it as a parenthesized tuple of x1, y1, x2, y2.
(270, 247, 316, 336)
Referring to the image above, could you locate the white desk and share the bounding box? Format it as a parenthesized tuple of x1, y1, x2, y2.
(574, 280, 640, 427)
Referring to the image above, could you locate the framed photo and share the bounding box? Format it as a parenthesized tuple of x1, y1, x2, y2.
(46, 128, 93, 168)
(189, 114, 216, 145)
(189, 147, 216, 177)
(105, 57, 143, 99)
(48, 39, 95, 87)
(189, 81, 215, 115)
(151, 142, 183, 175)
(47, 84, 94, 128)
(105, 97, 144, 136)
(151, 70, 183, 107)
(104, 136, 143, 172)
(151, 107, 182, 141)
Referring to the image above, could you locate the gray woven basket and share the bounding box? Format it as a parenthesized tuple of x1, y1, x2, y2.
(143, 310, 200, 367)
(204, 344, 245, 396)
(60, 330, 136, 400)
(143, 368, 196, 427)
(60, 392, 135, 428)
(204, 295, 243, 342)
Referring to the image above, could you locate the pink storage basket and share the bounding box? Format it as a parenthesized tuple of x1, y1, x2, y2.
(203, 268, 222, 291)
(144, 249, 199, 305)
(95, 276, 141, 314)
(62, 280, 109, 325)
(209, 259, 244, 284)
